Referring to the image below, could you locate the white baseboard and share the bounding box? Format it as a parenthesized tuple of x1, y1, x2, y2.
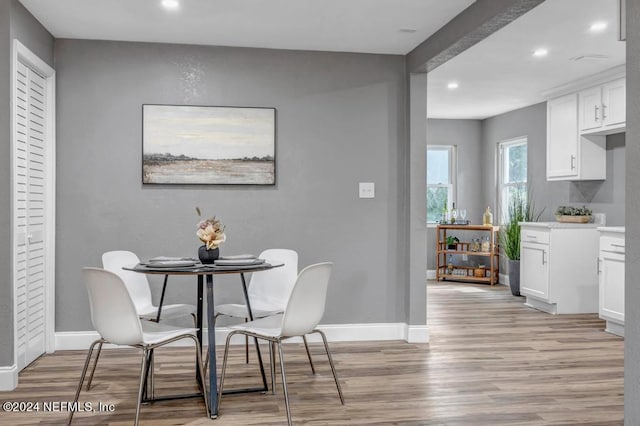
(0, 364, 18, 391)
(499, 273, 509, 286)
(406, 325, 429, 343)
(427, 270, 437, 280)
(55, 322, 430, 351)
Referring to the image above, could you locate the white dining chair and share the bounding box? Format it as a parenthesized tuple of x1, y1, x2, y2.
(84, 250, 197, 391)
(68, 268, 208, 426)
(213, 249, 315, 372)
(217, 262, 344, 426)
(102, 250, 196, 322)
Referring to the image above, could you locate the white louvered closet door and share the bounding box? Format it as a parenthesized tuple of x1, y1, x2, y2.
(14, 59, 48, 370)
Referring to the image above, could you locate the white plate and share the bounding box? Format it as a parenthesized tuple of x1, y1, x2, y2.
(147, 260, 197, 268)
(215, 259, 265, 266)
(214, 263, 271, 270)
(149, 256, 196, 262)
(218, 254, 257, 260)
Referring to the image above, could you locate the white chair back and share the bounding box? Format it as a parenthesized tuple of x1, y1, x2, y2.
(281, 262, 332, 337)
(248, 249, 298, 311)
(102, 250, 154, 314)
(83, 267, 144, 345)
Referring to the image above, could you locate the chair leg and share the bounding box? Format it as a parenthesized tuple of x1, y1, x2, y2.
(315, 330, 344, 404)
(85, 340, 103, 391)
(269, 340, 276, 394)
(277, 341, 292, 426)
(302, 335, 316, 374)
(217, 332, 236, 414)
(68, 339, 101, 425)
(149, 351, 155, 400)
(134, 349, 149, 426)
(245, 319, 249, 364)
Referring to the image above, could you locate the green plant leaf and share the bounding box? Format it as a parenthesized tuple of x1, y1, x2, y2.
(499, 192, 544, 260)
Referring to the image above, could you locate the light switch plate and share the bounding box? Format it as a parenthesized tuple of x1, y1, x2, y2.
(359, 182, 375, 198)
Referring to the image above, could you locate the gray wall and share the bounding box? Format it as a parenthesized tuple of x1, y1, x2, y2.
(54, 39, 408, 331)
(481, 102, 626, 226)
(426, 118, 483, 270)
(10, 0, 54, 65)
(0, 0, 53, 368)
(407, 73, 427, 325)
(625, 0, 640, 422)
(481, 102, 547, 220)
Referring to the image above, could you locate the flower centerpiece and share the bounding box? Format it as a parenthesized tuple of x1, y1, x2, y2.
(196, 207, 226, 264)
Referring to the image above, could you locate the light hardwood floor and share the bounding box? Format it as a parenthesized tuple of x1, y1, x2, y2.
(0, 282, 624, 425)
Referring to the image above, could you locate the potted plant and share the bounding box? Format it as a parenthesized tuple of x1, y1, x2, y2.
(445, 235, 460, 249)
(499, 193, 543, 296)
(555, 205, 592, 223)
(195, 207, 226, 264)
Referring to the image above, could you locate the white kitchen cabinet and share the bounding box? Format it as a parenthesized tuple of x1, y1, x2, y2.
(598, 227, 625, 337)
(520, 223, 600, 314)
(602, 79, 626, 127)
(546, 94, 606, 181)
(521, 241, 549, 299)
(579, 86, 601, 131)
(579, 78, 626, 134)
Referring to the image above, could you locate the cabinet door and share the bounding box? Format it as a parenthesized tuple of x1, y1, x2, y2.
(602, 78, 626, 127)
(520, 243, 549, 299)
(599, 252, 625, 322)
(579, 86, 602, 131)
(547, 94, 578, 179)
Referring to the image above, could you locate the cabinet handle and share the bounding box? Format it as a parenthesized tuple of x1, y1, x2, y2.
(570, 155, 576, 170)
(597, 258, 601, 274)
(611, 243, 625, 248)
(595, 105, 599, 121)
(602, 104, 607, 120)
(542, 251, 546, 265)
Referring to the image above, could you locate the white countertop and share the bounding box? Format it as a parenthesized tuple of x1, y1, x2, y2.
(597, 226, 625, 233)
(519, 221, 600, 229)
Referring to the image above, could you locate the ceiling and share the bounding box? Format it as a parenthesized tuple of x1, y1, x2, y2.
(427, 0, 626, 119)
(19, 0, 474, 55)
(19, 0, 625, 120)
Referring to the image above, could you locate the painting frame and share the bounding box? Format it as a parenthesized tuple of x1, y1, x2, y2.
(142, 104, 276, 185)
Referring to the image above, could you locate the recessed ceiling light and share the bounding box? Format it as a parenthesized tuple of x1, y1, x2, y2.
(447, 82, 459, 90)
(399, 28, 417, 33)
(590, 21, 608, 32)
(532, 48, 548, 58)
(161, 0, 180, 11)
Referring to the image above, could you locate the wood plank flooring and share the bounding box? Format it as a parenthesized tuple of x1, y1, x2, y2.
(0, 282, 624, 425)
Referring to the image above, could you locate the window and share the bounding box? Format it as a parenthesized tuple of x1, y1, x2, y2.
(427, 145, 456, 223)
(498, 137, 527, 223)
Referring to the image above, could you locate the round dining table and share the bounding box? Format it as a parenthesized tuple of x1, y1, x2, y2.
(124, 261, 283, 419)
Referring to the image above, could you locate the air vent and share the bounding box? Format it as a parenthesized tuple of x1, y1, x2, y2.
(570, 54, 610, 61)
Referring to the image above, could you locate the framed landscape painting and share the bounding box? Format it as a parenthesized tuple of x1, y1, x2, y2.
(142, 104, 276, 185)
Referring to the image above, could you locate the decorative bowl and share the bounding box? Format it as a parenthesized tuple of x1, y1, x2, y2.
(555, 215, 591, 223)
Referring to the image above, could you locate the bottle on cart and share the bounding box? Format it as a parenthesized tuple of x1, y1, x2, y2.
(483, 206, 493, 225)
(441, 201, 448, 224)
(450, 202, 458, 224)
(447, 254, 454, 274)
